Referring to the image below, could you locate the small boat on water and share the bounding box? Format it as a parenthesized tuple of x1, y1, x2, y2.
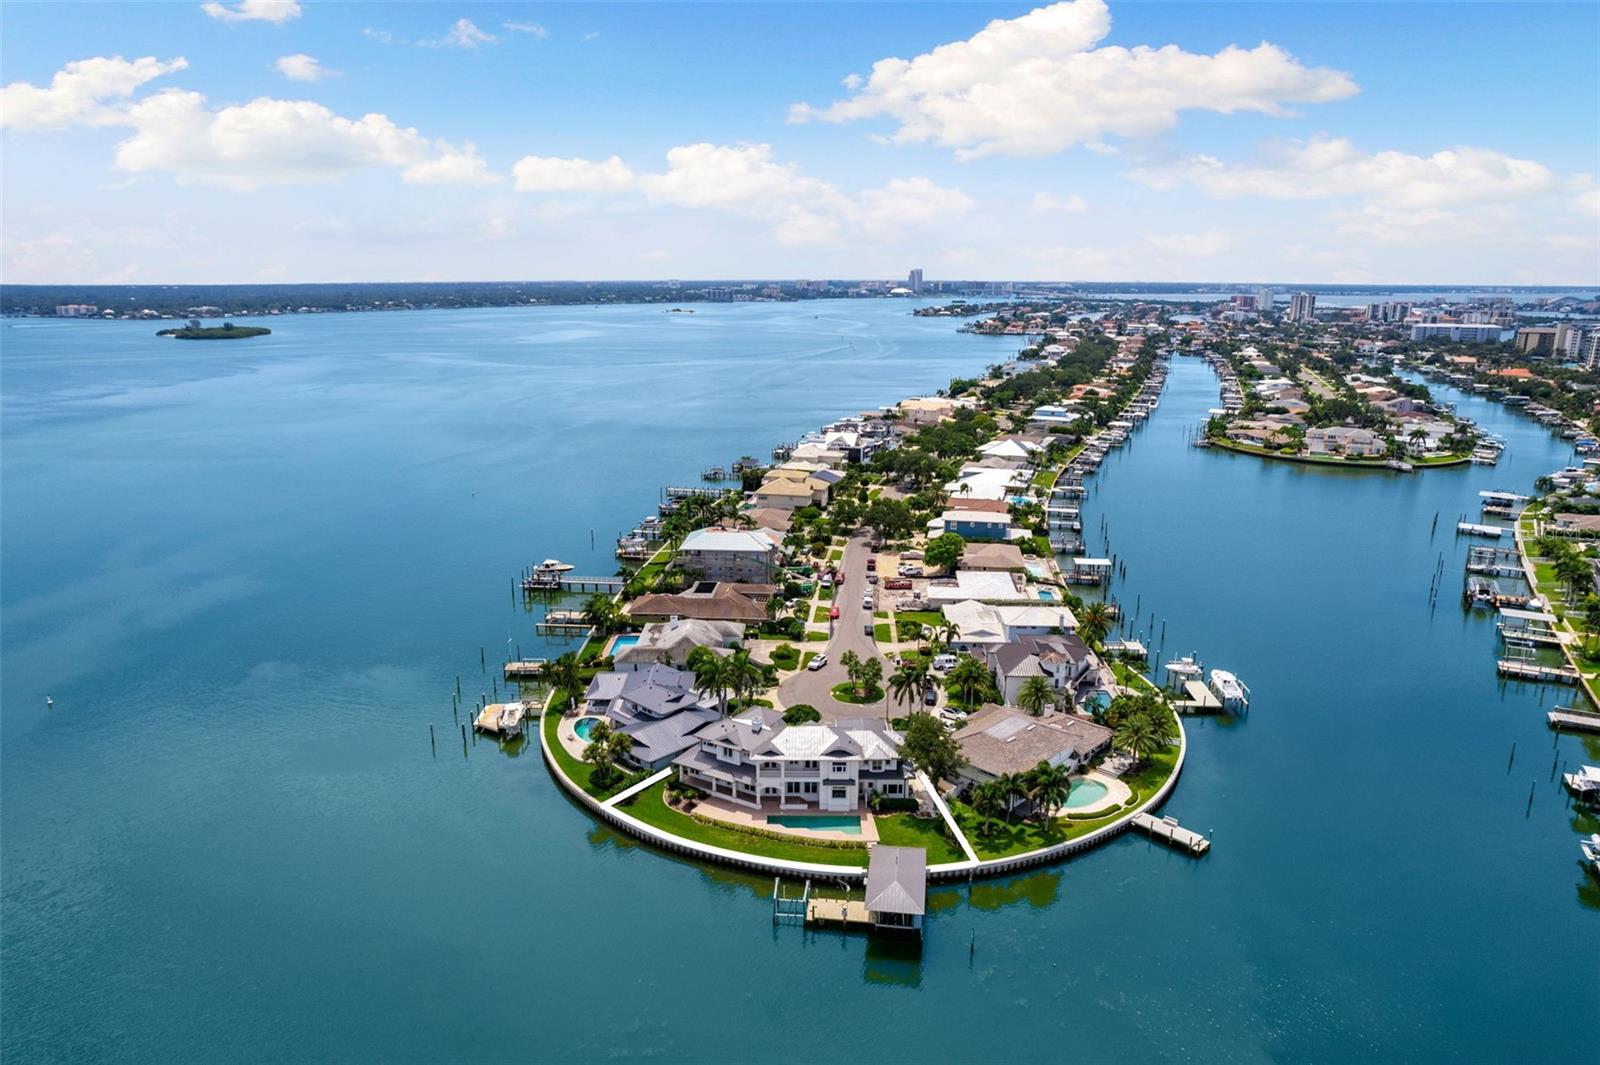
(1163, 655, 1203, 691)
(1580, 833, 1600, 865)
(533, 559, 574, 574)
(1207, 669, 1251, 712)
(1563, 765, 1600, 801)
(702, 466, 728, 481)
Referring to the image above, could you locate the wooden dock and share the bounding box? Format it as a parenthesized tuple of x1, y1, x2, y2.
(1548, 706, 1600, 733)
(805, 897, 872, 928)
(503, 659, 548, 679)
(1497, 659, 1580, 685)
(1132, 812, 1210, 855)
(473, 701, 528, 736)
(1457, 522, 1504, 539)
(524, 574, 627, 593)
(1174, 680, 1222, 714)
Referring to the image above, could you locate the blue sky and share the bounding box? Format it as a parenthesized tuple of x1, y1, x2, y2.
(3, 1, 1596, 284)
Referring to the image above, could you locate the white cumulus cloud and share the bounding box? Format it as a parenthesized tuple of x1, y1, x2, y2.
(510, 142, 972, 247)
(788, 0, 1357, 159)
(200, 1, 301, 23)
(0, 55, 188, 131)
(274, 54, 333, 82)
(1131, 135, 1556, 209)
(512, 154, 636, 191)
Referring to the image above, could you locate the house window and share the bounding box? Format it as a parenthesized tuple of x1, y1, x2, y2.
(804, 782, 817, 794)
(831, 762, 848, 774)
(831, 787, 847, 799)
(785, 782, 801, 794)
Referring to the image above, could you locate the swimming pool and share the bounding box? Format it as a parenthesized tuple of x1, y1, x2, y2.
(767, 814, 862, 835)
(610, 634, 639, 653)
(573, 716, 604, 742)
(1037, 589, 1057, 601)
(1063, 778, 1109, 809)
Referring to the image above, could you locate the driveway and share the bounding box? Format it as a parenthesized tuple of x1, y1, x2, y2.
(776, 534, 895, 722)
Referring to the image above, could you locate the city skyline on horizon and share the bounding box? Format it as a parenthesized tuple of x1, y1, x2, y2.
(3, 1, 1597, 286)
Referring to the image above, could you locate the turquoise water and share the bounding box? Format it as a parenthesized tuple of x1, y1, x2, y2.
(2, 303, 1593, 1062)
(610, 634, 639, 651)
(1063, 778, 1108, 809)
(1037, 589, 1056, 601)
(768, 814, 862, 835)
(572, 717, 603, 742)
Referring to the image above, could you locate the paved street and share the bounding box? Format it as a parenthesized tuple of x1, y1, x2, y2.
(776, 534, 895, 721)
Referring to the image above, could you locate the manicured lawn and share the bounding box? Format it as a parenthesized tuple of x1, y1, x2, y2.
(873, 623, 893, 643)
(1031, 466, 1058, 488)
(800, 651, 818, 669)
(874, 813, 967, 865)
(812, 605, 831, 623)
(895, 610, 945, 627)
(831, 682, 885, 704)
(769, 645, 800, 670)
(542, 711, 638, 801)
(818, 586, 834, 601)
(873, 610, 888, 619)
(620, 783, 869, 866)
(828, 549, 844, 561)
(948, 800, 1127, 859)
(805, 631, 829, 642)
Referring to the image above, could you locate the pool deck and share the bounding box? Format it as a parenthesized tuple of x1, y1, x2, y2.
(693, 796, 881, 843)
(1057, 771, 1130, 817)
(556, 713, 598, 759)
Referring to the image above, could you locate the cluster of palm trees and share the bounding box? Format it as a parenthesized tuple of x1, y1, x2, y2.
(1075, 601, 1114, 646)
(944, 654, 997, 709)
(836, 649, 884, 701)
(688, 646, 768, 716)
(967, 760, 1074, 837)
(1094, 692, 1179, 767)
(582, 593, 622, 635)
(579, 719, 634, 789)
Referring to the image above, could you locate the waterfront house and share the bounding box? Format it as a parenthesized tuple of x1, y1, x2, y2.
(752, 468, 830, 510)
(626, 581, 773, 623)
(614, 618, 745, 671)
(944, 465, 1029, 502)
(943, 599, 1078, 651)
(584, 665, 722, 769)
(674, 709, 908, 812)
(961, 542, 1027, 571)
(1305, 426, 1385, 457)
(982, 633, 1099, 706)
(978, 437, 1043, 463)
(676, 527, 782, 584)
(741, 507, 793, 534)
(952, 704, 1113, 795)
(1028, 403, 1081, 430)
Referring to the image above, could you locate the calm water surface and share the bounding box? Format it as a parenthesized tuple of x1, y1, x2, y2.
(2, 304, 1594, 1062)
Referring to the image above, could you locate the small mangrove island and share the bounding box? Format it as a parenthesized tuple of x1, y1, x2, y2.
(157, 321, 271, 340)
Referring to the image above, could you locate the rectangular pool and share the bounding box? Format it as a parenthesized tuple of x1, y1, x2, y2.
(767, 814, 862, 835)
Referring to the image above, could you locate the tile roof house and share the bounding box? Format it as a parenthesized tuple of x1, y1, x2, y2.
(953, 704, 1113, 786)
(626, 582, 774, 623)
(982, 633, 1100, 706)
(961, 543, 1027, 571)
(674, 708, 908, 812)
(613, 618, 745, 671)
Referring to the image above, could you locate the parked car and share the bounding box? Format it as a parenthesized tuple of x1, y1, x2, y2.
(931, 653, 958, 672)
(866, 573, 878, 585)
(829, 605, 840, 620)
(923, 686, 938, 706)
(866, 557, 877, 571)
(807, 654, 828, 671)
(861, 595, 873, 610)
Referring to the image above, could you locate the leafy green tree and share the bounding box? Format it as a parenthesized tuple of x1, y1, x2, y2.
(582, 594, 619, 634)
(693, 653, 733, 716)
(724, 647, 766, 707)
(994, 771, 1026, 823)
(970, 781, 1004, 838)
(863, 497, 916, 541)
(899, 711, 966, 783)
(782, 703, 821, 724)
(924, 532, 966, 573)
(546, 652, 582, 710)
(1113, 714, 1164, 767)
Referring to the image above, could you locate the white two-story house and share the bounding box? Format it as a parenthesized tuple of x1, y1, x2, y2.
(674, 709, 907, 812)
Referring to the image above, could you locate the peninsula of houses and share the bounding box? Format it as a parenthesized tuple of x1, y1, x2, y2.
(496, 312, 1219, 907)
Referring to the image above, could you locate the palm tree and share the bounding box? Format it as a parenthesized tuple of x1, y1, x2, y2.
(724, 648, 766, 709)
(1017, 675, 1053, 717)
(1025, 761, 1072, 822)
(582, 594, 618, 635)
(888, 664, 924, 715)
(945, 655, 991, 709)
(693, 653, 733, 716)
(971, 781, 1005, 838)
(1077, 601, 1113, 646)
(1113, 714, 1163, 767)
(994, 771, 1027, 823)
(546, 652, 582, 711)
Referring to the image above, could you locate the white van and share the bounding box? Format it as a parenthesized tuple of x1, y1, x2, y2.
(931, 653, 958, 672)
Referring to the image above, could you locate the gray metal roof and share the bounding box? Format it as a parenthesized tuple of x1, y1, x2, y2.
(864, 846, 926, 916)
